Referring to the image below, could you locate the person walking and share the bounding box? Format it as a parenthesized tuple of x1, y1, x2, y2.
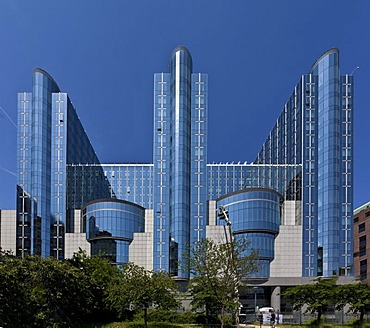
(270, 311, 276, 328)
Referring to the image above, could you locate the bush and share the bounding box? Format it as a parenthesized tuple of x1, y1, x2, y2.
(304, 318, 320, 327)
(133, 309, 200, 324)
(116, 322, 183, 328)
(346, 318, 370, 328)
(304, 317, 341, 328)
(346, 318, 359, 327)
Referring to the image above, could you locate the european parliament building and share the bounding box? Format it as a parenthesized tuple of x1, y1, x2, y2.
(1, 46, 354, 310)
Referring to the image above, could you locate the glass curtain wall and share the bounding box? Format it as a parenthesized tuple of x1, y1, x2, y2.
(217, 188, 282, 278)
(153, 72, 171, 273)
(310, 49, 353, 276)
(190, 73, 208, 248)
(169, 46, 192, 278)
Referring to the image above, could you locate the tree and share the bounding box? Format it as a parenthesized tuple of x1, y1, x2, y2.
(282, 278, 337, 323)
(0, 252, 94, 327)
(0, 252, 33, 327)
(28, 256, 94, 326)
(107, 263, 179, 328)
(335, 282, 370, 326)
(186, 238, 259, 328)
(68, 249, 121, 323)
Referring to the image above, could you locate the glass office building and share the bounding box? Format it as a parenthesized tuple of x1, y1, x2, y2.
(17, 69, 111, 259)
(255, 49, 353, 277)
(83, 199, 145, 265)
(15, 47, 353, 279)
(152, 46, 208, 277)
(217, 188, 282, 278)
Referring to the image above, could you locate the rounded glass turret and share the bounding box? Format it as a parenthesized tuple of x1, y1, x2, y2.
(217, 188, 282, 278)
(169, 46, 193, 278)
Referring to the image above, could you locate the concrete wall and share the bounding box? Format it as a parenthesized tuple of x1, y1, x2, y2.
(129, 209, 153, 270)
(0, 210, 16, 254)
(64, 209, 90, 258)
(270, 225, 302, 277)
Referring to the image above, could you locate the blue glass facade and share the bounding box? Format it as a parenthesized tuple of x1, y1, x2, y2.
(169, 47, 192, 277)
(190, 73, 208, 250)
(152, 47, 208, 278)
(83, 199, 145, 265)
(207, 164, 301, 201)
(153, 71, 171, 273)
(15, 47, 353, 279)
(309, 49, 353, 277)
(101, 164, 153, 208)
(217, 189, 282, 278)
(17, 92, 36, 256)
(66, 164, 112, 232)
(17, 69, 111, 259)
(255, 49, 353, 277)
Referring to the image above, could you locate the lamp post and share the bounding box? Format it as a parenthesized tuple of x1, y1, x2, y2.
(218, 205, 240, 327)
(218, 205, 232, 242)
(253, 286, 258, 321)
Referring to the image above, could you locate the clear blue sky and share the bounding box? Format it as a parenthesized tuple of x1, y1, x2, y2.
(1, 0, 369, 209)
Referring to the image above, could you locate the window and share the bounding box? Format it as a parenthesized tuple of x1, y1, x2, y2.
(359, 236, 366, 257)
(360, 259, 367, 281)
(359, 223, 365, 233)
(365, 211, 370, 217)
(354, 217, 359, 223)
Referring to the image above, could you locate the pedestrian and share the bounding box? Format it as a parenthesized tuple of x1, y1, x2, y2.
(270, 311, 276, 328)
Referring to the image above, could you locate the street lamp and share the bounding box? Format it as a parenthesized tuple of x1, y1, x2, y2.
(218, 205, 240, 327)
(253, 286, 258, 321)
(218, 205, 232, 243)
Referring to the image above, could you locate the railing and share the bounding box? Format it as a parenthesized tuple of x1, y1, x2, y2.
(278, 311, 370, 325)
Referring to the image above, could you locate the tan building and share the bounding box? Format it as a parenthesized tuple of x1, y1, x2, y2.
(0, 210, 17, 254)
(354, 201, 370, 282)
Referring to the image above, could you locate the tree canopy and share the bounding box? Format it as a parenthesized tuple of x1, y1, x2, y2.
(282, 278, 337, 322)
(186, 237, 259, 328)
(281, 278, 370, 327)
(335, 283, 370, 324)
(106, 262, 180, 328)
(0, 252, 94, 327)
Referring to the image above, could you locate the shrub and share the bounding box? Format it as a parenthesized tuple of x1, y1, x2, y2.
(133, 309, 200, 324)
(347, 318, 370, 328)
(119, 322, 183, 328)
(304, 318, 320, 327)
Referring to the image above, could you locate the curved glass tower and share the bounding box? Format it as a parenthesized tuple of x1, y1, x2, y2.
(83, 199, 145, 265)
(17, 69, 110, 259)
(255, 48, 353, 277)
(309, 49, 353, 276)
(17, 69, 60, 257)
(217, 188, 282, 278)
(169, 46, 192, 277)
(153, 46, 208, 278)
(15, 47, 353, 283)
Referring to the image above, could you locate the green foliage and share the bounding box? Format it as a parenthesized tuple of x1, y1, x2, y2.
(133, 309, 211, 324)
(304, 318, 332, 327)
(29, 256, 95, 326)
(347, 318, 362, 327)
(186, 237, 259, 327)
(283, 278, 337, 322)
(0, 253, 33, 327)
(283, 279, 370, 327)
(109, 321, 184, 328)
(335, 283, 370, 325)
(0, 252, 95, 327)
(68, 249, 121, 322)
(106, 263, 180, 327)
(345, 318, 370, 328)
